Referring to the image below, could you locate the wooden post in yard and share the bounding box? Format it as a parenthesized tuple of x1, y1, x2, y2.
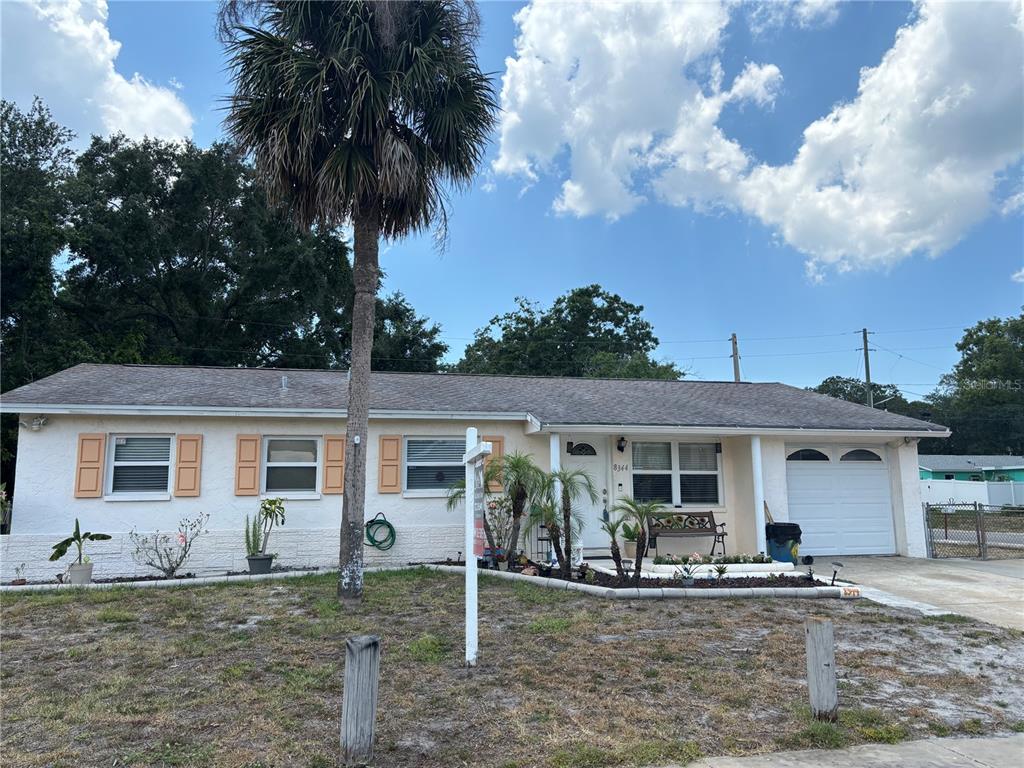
(804, 617, 838, 722)
(341, 635, 380, 765)
(976, 502, 988, 560)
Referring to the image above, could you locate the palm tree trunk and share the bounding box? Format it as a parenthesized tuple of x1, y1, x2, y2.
(632, 529, 647, 586)
(560, 490, 573, 580)
(338, 209, 379, 604)
(609, 540, 624, 579)
(507, 489, 526, 569)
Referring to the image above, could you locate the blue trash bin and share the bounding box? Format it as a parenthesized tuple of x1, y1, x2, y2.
(766, 522, 802, 564)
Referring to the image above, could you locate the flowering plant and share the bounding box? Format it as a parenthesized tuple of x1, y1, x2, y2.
(129, 513, 209, 578)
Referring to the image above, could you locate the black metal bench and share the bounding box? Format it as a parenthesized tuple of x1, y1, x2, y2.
(648, 510, 727, 557)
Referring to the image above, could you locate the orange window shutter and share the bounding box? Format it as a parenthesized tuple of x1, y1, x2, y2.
(235, 434, 261, 496)
(483, 435, 505, 492)
(174, 435, 203, 497)
(323, 435, 346, 494)
(74, 433, 106, 498)
(378, 435, 401, 493)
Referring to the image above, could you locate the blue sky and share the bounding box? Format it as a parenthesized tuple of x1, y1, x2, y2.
(3, 1, 1022, 396)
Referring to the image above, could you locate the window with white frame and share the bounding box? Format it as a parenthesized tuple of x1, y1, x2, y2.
(677, 443, 720, 504)
(405, 437, 463, 492)
(263, 437, 319, 493)
(109, 435, 172, 494)
(631, 441, 722, 506)
(632, 442, 673, 504)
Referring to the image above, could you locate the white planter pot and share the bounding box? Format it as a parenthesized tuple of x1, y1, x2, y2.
(623, 541, 637, 560)
(68, 562, 94, 586)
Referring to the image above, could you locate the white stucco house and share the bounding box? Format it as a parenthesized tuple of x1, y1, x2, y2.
(0, 364, 949, 581)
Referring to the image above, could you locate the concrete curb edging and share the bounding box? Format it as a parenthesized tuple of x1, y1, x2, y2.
(1, 563, 861, 600)
(422, 564, 861, 600)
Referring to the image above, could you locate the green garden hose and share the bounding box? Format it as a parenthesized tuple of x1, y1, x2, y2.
(365, 513, 396, 551)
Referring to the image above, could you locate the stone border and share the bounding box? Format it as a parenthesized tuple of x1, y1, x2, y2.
(0, 563, 861, 600)
(423, 565, 861, 600)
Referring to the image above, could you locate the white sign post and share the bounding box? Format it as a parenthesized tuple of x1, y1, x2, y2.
(462, 427, 491, 667)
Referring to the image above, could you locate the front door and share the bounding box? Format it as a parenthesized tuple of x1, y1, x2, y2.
(563, 437, 610, 550)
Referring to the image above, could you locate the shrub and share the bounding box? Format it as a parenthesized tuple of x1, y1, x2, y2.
(129, 513, 209, 578)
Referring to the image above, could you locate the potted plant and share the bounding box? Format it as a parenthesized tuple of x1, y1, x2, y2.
(621, 521, 640, 560)
(11, 563, 27, 586)
(245, 497, 285, 574)
(49, 519, 111, 585)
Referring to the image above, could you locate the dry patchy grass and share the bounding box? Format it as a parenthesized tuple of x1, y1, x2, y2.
(2, 568, 1023, 768)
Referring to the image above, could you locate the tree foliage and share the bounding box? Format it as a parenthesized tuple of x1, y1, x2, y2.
(810, 376, 910, 412)
(811, 310, 1024, 455)
(455, 285, 684, 379)
(0, 100, 449, 488)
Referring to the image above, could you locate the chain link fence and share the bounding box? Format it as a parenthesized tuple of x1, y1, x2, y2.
(926, 502, 1024, 559)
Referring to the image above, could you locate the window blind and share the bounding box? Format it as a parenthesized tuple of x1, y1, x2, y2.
(114, 437, 170, 462)
(112, 466, 170, 493)
(678, 443, 717, 472)
(632, 442, 671, 471)
(407, 439, 463, 463)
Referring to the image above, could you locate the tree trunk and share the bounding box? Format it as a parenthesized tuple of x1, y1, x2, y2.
(632, 529, 647, 586)
(560, 489, 573, 580)
(609, 539, 624, 579)
(547, 521, 565, 573)
(338, 209, 380, 604)
(507, 488, 526, 570)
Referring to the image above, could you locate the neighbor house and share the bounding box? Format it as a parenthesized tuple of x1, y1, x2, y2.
(0, 364, 949, 580)
(919, 455, 1024, 482)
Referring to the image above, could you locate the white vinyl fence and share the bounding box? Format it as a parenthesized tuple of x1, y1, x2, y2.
(921, 479, 1024, 507)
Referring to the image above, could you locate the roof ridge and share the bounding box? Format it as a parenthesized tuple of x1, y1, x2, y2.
(75, 363, 778, 386)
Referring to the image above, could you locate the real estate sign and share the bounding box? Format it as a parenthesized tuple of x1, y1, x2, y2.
(462, 428, 491, 667)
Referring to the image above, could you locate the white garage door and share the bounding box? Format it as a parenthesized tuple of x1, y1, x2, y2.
(786, 446, 896, 556)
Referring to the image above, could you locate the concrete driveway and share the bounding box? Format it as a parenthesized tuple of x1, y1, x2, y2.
(834, 556, 1024, 630)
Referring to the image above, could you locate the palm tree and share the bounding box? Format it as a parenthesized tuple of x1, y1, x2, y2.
(220, 1, 498, 603)
(446, 451, 544, 567)
(541, 468, 597, 579)
(610, 496, 664, 585)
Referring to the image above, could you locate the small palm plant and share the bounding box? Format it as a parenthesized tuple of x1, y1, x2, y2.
(600, 515, 627, 579)
(539, 469, 597, 580)
(447, 451, 544, 568)
(610, 497, 664, 585)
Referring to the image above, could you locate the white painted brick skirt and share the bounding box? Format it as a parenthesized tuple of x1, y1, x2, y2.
(0, 525, 464, 582)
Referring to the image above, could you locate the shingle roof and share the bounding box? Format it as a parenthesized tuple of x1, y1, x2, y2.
(918, 455, 1024, 471)
(1, 363, 949, 433)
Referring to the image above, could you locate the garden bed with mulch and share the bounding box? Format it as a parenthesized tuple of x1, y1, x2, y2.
(3, 568, 1023, 768)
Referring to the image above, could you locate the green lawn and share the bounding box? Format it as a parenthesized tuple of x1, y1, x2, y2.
(2, 569, 1023, 767)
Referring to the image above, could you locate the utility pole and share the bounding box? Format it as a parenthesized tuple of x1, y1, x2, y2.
(730, 333, 741, 383)
(862, 328, 873, 407)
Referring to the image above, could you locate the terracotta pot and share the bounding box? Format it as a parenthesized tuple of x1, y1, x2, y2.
(68, 562, 93, 586)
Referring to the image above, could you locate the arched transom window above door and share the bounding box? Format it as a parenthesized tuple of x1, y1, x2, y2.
(840, 449, 882, 462)
(567, 442, 597, 456)
(787, 448, 830, 462)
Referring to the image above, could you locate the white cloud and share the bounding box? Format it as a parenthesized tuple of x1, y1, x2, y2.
(747, 0, 841, 37)
(738, 1, 1024, 274)
(495, 0, 1024, 276)
(1012, 268, 1024, 284)
(1, 0, 193, 142)
(1002, 190, 1024, 217)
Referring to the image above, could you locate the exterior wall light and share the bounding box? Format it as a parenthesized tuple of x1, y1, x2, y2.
(616, 436, 627, 453)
